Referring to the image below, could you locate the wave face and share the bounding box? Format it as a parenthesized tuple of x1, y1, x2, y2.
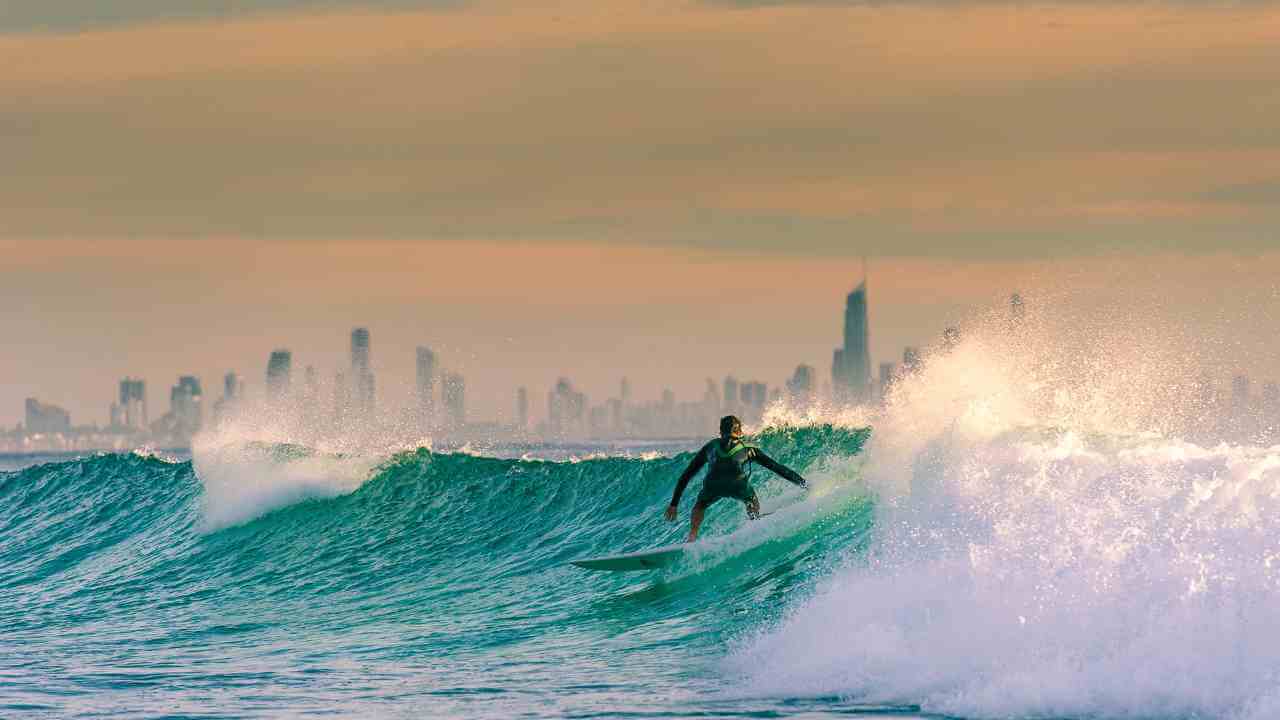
(0, 428, 873, 718)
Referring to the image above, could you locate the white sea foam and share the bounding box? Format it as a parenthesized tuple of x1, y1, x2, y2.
(733, 296, 1280, 719)
(192, 438, 383, 531)
(190, 405, 431, 531)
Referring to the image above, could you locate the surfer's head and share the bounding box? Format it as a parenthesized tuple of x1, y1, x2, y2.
(719, 415, 743, 440)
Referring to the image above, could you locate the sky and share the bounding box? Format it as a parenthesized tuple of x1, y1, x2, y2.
(2, 0, 1278, 427)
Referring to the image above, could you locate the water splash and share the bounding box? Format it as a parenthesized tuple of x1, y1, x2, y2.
(731, 292, 1280, 719)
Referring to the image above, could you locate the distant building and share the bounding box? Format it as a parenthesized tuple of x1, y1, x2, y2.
(351, 328, 375, 415)
(608, 397, 624, 435)
(351, 327, 370, 372)
(170, 376, 203, 437)
(333, 370, 349, 425)
(588, 405, 610, 437)
(620, 377, 632, 408)
(548, 378, 586, 436)
(302, 366, 320, 411)
(24, 398, 70, 434)
(832, 282, 871, 405)
(119, 378, 147, 429)
(740, 381, 767, 420)
(703, 378, 721, 414)
(416, 347, 437, 424)
(442, 372, 466, 430)
(224, 372, 243, 401)
(787, 365, 816, 407)
(214, 372, 243, 426)
(515, 387, 529, 430)
(723, 376, 739, 414)
(878, 362, 896, 401)
(266, 350, 293, 406)
(1263, 383, 1280, 435)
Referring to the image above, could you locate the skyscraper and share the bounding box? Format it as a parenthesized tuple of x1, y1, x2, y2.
(24, 398, 70, 434)
(351, 328, 375, 415)
(832, 282, 871, 405)
(266, 350, 293, 406)
(214, 372, 242, 426)
(170, 376, 203, 436)
(351, 327, 370, 373)
(416, 346, 437, 424)
(740, 381, 767, 420)
(878, 362, 896, 402)
(333, 370, 349, 425)
(118, 377, 147, 429)
(787, 365, 816, 407)
(223, 373, 242, 401)
(703, 378, 721, 415)
(442, 372, 466, 430)
(302, 365, 320, 411)
(723, 376, 740, 414)
(1263, 382, 1280, 437)
(516, 387, 529, 430)
(548, 378, 586, 437)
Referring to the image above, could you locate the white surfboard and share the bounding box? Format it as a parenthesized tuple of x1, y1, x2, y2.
(569, 491, 801, 572)
(570, 543, 687, 571)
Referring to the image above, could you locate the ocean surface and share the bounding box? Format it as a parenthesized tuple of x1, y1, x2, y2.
(6, 375, 1280, 718)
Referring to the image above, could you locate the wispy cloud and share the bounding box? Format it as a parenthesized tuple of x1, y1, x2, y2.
(0, 0, 462, 34)
(1, 1, 1277, 255)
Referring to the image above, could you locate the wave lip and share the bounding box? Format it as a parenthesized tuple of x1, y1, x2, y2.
(192, 440, 382, 531)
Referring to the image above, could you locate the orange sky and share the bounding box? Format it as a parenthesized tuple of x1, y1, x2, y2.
(2, 1, 1279, 426)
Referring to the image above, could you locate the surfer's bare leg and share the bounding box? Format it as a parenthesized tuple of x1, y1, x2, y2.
(687, 502, 708, 542)
(745, 494, 761, 520)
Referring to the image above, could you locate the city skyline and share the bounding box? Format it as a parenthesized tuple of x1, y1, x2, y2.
(9, 279, 1280, 451)
(10, 249, 1280, 430)
(3, 266, 974, 435)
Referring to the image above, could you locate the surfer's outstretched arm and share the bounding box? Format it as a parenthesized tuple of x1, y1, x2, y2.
(666, 445, 709, 520)
(752, 450, 807, 488)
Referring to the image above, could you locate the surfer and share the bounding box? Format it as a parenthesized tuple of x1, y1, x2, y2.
(664, 415, 808, 542)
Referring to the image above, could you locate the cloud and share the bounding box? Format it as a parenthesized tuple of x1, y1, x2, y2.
(1, 1, 1278, 256)
(0, 0, 461, 34)
(1198, 179, 1280, 206)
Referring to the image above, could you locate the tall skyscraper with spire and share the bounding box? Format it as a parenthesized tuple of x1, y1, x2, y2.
(832, 280, 871, 405)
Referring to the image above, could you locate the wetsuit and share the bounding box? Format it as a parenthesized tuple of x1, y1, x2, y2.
(669, 438, 807, 512)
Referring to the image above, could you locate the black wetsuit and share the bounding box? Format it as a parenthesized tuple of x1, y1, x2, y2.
(670, 438, 807, 511)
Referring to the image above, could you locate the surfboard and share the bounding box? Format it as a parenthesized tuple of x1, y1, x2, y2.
(570, 543, 686, 571)
(569, 491, 802, 572)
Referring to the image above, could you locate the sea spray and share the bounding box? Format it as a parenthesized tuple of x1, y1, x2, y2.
(731, 293, 1280, 719)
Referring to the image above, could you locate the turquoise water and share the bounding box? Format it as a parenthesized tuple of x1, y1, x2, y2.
(2, 426, 909, 718)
